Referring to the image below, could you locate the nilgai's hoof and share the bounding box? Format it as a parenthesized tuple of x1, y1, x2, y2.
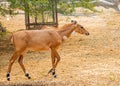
(48, 69, 57, 78)
(25, 73, 31, 79)
(6, 73, 10, 81)
(7, 78, 10, 81)
(52, 72, 57, 78)
(28, 76, 31, 79)
(54, 75, 57, 78)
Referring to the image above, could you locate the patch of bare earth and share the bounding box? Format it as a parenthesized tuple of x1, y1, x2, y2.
(0, 9, 120, 86)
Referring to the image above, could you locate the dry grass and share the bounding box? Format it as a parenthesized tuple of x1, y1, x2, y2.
(0, 9, 120, 86)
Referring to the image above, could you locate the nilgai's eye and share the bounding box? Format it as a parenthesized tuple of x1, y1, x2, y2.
(81, 26, 83, 28)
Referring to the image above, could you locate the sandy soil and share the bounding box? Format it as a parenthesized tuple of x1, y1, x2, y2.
(0, 7, 120, 86)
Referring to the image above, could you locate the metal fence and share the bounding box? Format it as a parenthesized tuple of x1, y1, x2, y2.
(25, 0, 58, 30)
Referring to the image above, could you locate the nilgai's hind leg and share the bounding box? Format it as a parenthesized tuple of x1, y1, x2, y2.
(6, 52, 20, 81)
(18, 55, 31, 79)
(48, 48, 60, 78)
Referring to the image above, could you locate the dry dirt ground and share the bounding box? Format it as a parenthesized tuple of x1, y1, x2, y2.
(0, 8, 120, 86)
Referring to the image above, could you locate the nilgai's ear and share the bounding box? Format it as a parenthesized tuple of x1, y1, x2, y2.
(71, 20, 77, 24)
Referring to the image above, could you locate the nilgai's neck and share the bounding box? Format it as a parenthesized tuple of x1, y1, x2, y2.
(58, 24, 75, 41)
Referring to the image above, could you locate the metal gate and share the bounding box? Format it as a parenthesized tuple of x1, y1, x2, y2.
(25, 0, 58, 29)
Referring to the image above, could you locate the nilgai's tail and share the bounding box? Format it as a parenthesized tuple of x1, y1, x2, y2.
(8, 32, 14, 44)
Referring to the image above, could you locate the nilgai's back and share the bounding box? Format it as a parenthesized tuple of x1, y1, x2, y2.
(13, 29, 62, 52)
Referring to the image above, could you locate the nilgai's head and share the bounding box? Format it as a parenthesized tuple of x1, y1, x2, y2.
(71, 20, 90, 36)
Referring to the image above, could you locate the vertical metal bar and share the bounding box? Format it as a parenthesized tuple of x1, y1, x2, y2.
(52, 0, 55, 23)
(24, 2, 30, 29)
(25, 12, 28, 29)
(35, 5, 37, 29)
(55, 0, 58, 27)
(41, 3, 44, 23)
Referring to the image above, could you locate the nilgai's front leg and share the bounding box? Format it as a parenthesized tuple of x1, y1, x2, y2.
(48, 48, 60, 78)
(6, 52, 20, 81)
(18, 55, 31, 79)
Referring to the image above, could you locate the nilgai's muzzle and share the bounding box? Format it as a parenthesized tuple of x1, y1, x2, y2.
(85, 32, 90, 36)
